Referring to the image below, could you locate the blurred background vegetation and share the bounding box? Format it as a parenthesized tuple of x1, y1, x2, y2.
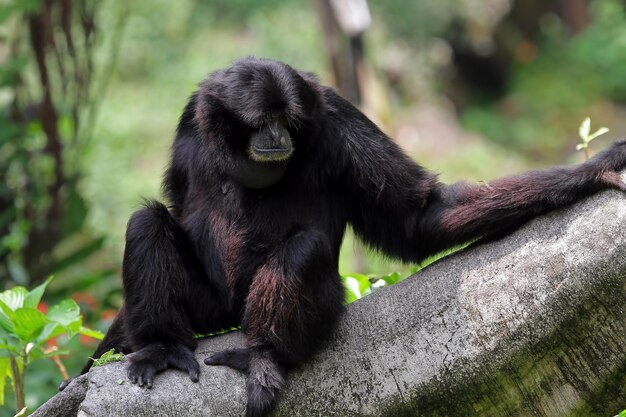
(1, 0, 626, 413)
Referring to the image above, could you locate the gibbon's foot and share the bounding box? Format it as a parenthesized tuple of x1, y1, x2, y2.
(204, 348, 251, 372)
(127, 343, 199, 388)
(205, 348, 286, 417)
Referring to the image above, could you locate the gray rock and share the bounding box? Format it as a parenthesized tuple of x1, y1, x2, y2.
(33, 190, 626, 417)
(32, 374, 88, 417)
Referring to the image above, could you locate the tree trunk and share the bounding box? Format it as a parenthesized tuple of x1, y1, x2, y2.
(33, 189, 626, 417)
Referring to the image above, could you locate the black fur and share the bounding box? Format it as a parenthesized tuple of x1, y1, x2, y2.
(68, 57, 626, 416)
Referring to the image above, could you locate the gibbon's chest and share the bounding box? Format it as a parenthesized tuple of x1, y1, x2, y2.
(215, 180, 336, 245)
(198, 182, 310, 295)
(181, 179, 342, 281)
(213, 179, 319, 239)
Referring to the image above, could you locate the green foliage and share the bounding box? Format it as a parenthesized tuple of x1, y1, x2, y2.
(616, 409, 626, 417)
(576, 117, 609, 159)
(0, 278, 103, 410)
(342, 270, 410, 304)
(343, 273, 374, 303)
(462, 0, 626, 159)
(91, 348, 124, 367)
(0, 0, 109, 289)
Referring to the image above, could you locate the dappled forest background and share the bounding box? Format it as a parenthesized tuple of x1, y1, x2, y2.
(2, 0, 626, 413)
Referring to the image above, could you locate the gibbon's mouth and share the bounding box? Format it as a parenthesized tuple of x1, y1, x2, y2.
(253, 147, 289, 153)
(250, 146, 293, 162)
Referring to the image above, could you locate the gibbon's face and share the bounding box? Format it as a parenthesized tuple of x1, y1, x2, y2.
(195, 57, 323, 189)
(226, 117, 294, 190)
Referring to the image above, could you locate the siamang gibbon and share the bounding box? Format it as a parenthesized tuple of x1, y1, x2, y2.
(64, 57, 626, 417)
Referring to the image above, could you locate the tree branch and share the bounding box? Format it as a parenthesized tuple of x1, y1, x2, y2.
(33, 189, 626, 417)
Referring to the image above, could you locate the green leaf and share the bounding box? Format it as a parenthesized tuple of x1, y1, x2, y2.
(24, 276, 53, 308)
(346, 274, 371, 294)
(33, 298, 88, 344)
(575, 143, 586, 151)
(343, 276, 362, 301)
(12, 308, 49, 341)
(79, 326, 104, 340)
(46, 299, 81, 328)
(587, 127, 610, 142)
(382, 271, 403, 285)
(579, 117, 591, 140)
(0, 300, 15, 333)
(0, 287, 27, 311)
(34, 322, 65, 347)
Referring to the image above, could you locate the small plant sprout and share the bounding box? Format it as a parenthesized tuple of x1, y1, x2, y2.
(577, 117, 610, 160)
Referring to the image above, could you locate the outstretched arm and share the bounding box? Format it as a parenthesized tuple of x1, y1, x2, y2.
(323, 88, 626, 263)
(416, 147, 626, 258)
(321, 88, 438, 262)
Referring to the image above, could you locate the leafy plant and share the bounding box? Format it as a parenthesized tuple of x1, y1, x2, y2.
(577, 117, 610, 160)
(0, 278, 103, 413)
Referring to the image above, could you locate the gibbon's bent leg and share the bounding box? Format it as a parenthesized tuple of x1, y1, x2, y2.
(205, 228, 345, 417)
(121, 200, 225, 388)
(62, 200, 230, 391)
(416, 140, 626, 257)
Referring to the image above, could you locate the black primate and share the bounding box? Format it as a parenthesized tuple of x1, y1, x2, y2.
(68, 58, 626, 416)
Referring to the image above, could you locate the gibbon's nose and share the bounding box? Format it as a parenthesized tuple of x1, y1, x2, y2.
(268, 123, 290, 149)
